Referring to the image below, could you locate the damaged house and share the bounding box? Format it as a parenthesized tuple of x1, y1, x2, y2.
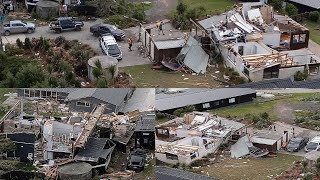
(17, 88, 134, 114)
(155, 112, 245, 165)
(156, 88, 256, 114)
(74, 137, 115, 173)
(193, 2, 320, 82)
(140, 21, 210, 74)
(134, 112, 155, 150)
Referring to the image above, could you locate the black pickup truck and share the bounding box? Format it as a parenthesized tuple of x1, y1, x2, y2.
(49, 17, 84, 33)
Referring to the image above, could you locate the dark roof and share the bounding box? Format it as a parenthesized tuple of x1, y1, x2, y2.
(233, 78, 320, 89)
(156, 88, 256, 111)
(6, 133, 36, 144)
(156, 166, 218, 180)
(66, 88, 131, 106)
(19, 88, 132, 106)
(233, 78, 294, 89)
(75, 138, 115, 162)
(135, 114, 155, 132)
(288, 0, 320, 9)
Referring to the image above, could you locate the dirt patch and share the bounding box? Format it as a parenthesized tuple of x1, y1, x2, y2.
(144, 0, 178, 22)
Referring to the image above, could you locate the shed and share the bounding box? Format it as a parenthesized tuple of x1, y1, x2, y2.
(154, 39, 185, 63)
(87, 56, 118, 82)
(156, 88, 256, 114)
(250, 131, 288, 152)
(36, 0, 59, 19)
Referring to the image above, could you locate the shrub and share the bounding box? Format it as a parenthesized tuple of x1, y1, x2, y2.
(156, 112, 166, 119)
(16, 38, 23, 49)
(24, 37, 31, 49)
(309, 11, 320, 22)
(294, 70, 308, 81)
(55, 36, 66, 47)
(285, 3, 298, 16)
(173, 108, 184, 117)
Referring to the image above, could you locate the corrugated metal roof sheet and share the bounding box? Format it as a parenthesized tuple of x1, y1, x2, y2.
(289, 0, 320, 9)
(198, 10, 236, 30)
(154, 39, 186, 50)
(155, 88, 256, 111)
(181, 37, 209, 74)
(231, 135, 253, 158)
(156, 166, 218, 180)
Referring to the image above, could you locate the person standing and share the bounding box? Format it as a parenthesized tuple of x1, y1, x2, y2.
(158, 21, 164, 35)
(128, 38, 133, 51)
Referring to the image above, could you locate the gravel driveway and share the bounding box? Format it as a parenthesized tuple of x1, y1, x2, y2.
(2, 19, 151, 67)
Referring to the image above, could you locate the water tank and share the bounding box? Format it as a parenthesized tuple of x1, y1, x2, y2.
(87, 55, 119, 82)
(57, 162, 92, 180)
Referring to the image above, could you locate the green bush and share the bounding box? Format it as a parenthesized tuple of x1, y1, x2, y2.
(24, 37, 31, 49)
(173, 108, 184, 117)
(285, 3, 298, 16)
(16, 38, 23, 49)
(309, 11, 320, 22)
(294, 70, 308, 81)
(156, 112, 166, 119)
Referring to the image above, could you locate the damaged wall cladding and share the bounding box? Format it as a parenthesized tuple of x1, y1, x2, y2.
(68, 97, 116, 114)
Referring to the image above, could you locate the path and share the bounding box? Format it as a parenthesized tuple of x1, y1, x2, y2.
(308, 39, 320, 58)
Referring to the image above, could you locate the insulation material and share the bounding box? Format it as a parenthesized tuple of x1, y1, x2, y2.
(230, 13, 254, 33)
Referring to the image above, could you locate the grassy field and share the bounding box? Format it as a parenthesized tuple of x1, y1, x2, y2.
(212, 93, 318, 121)
(182, 0, 235, 15)
(304, 20, 320, 45)
(192, 154, 302, 180)
(120, 64, 226, 88)
(0, 89, 15, 119)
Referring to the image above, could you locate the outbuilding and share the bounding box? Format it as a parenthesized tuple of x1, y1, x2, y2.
(155, 88, 256, 114)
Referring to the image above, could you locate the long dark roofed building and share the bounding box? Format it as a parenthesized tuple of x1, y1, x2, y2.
(156, 88, 256, 114)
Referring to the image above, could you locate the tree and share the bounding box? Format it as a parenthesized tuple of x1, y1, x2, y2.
(302, 160, 308, 173)
(269, 0, 284, 11)
(108, 65, 117, 85)
(309, 11, 320, 22)
(176, 1, 187, 15)
(15, 64, 46, 87)
(0, 139, 16, 155)
(285, 3, 298, 16)
(96, 77, 108, 88)
(24, 37, 32, 50)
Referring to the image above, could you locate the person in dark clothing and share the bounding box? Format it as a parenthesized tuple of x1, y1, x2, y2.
(158, 21, 164, 35)
(274, 125, 276, 131)
(128, 38, 133, 51)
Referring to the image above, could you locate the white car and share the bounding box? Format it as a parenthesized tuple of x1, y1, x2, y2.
(305, 136, 320, 152)
(99, 34, 122, 60)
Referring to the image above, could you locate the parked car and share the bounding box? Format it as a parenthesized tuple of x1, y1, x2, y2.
(127, 148, 146, 172)
(49, 17, 84, 33)
(99, 34, 122, 60)
(2, 0, 14, 13)
(286, 137, 309, 152)
(305, 136, 320, 152)
(90, 23, 125, 40)
(3, 20, 35, 36)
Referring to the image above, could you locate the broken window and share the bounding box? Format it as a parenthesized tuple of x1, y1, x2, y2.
(166, 153, 178, 160)
(229, 98, 236, 103)
(299, 34, 306, 43)
(293, 34, 306, 44)
(76, 101, 90, 107)
(263, 65, 280, 79)
(238, 46, 244, 56)
(202, 103, 210, 109)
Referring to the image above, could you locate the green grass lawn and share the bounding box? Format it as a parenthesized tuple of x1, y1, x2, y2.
(120, 64, 225, 88)
(182, 0, 235, 15)
(212, 93, 318, 121)
(0, 89, 15, 104)
(192, 154, 301, 180)
(304, 20, 320, 45)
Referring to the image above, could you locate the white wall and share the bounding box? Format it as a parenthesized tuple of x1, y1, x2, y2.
(279, 66, 305, 79)
(262, 32, 281, 47)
